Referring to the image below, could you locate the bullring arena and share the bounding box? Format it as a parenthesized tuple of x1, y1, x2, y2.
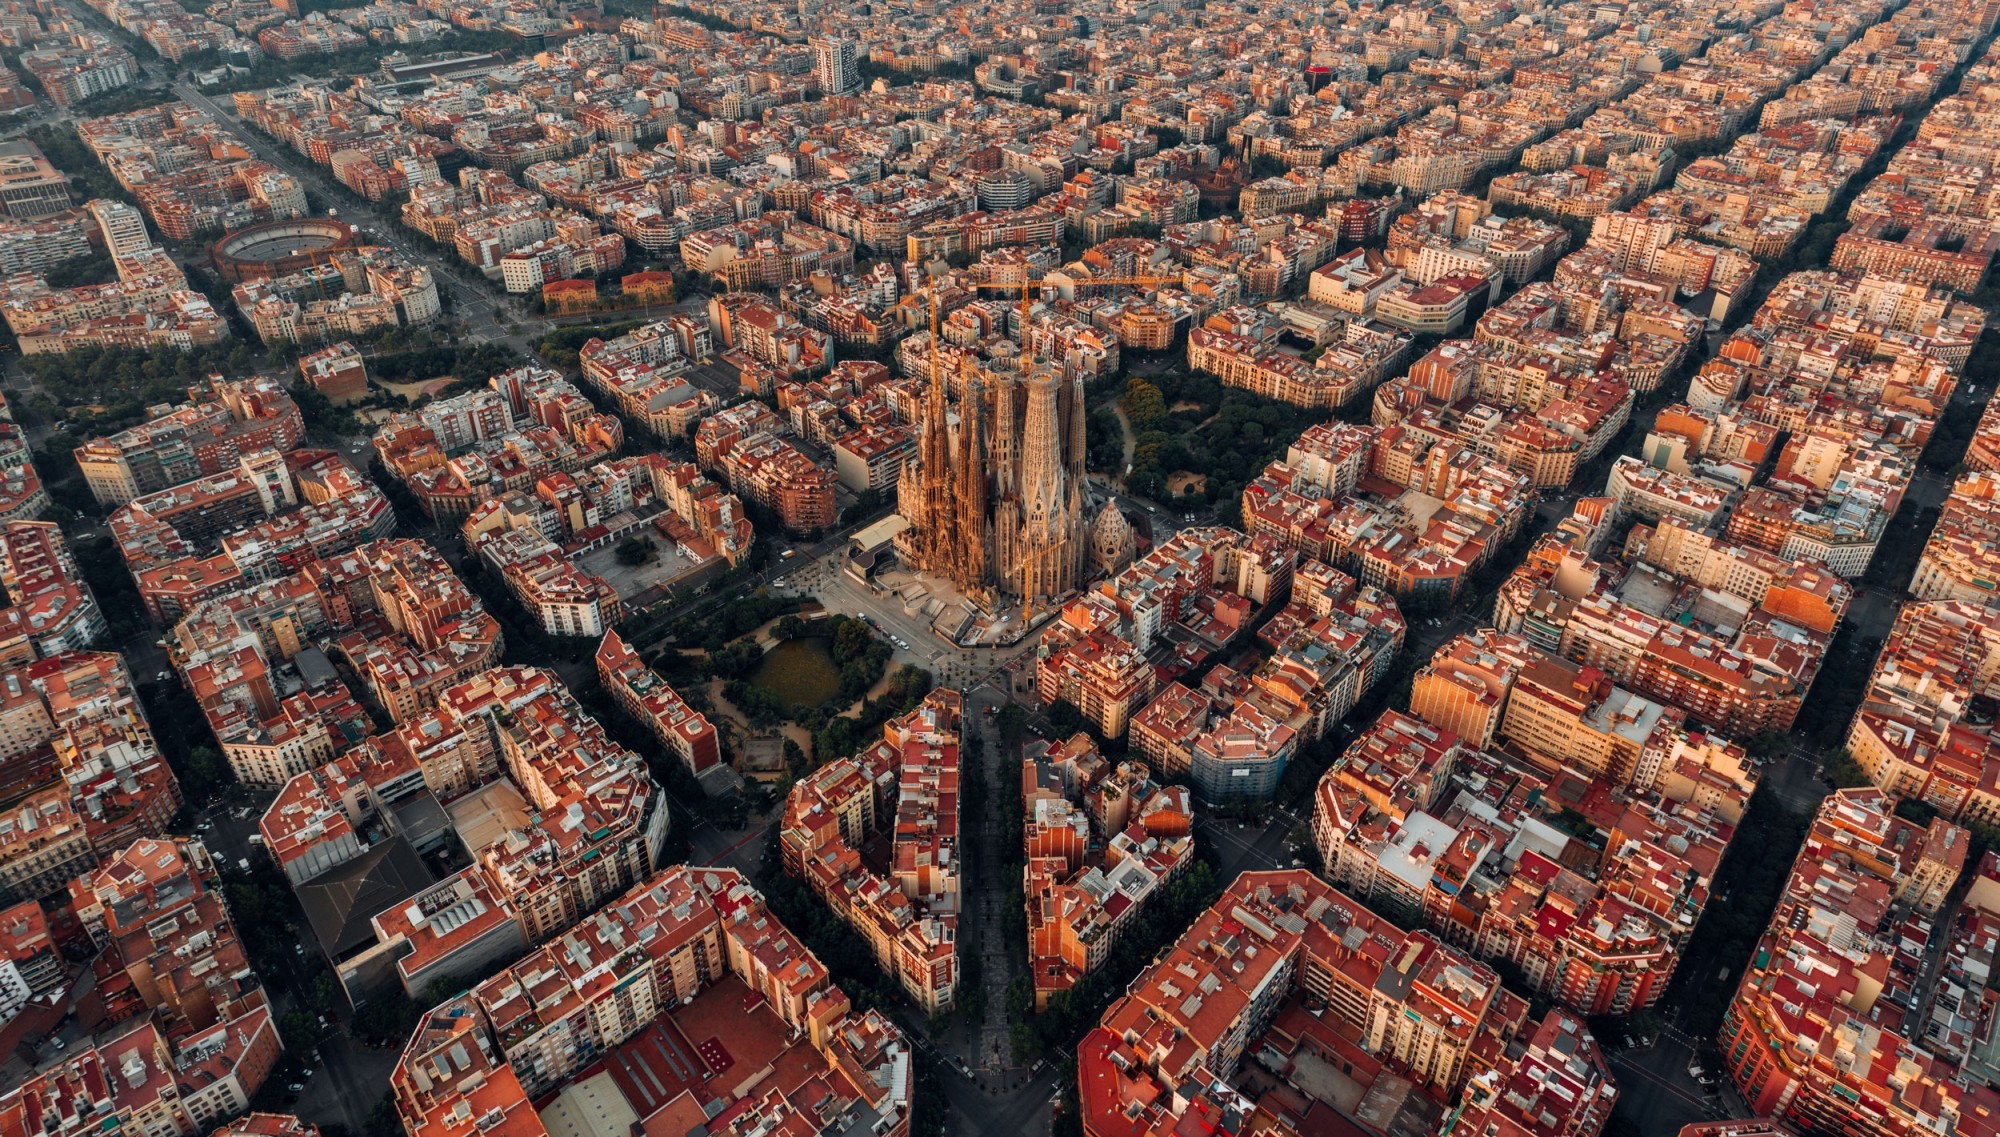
(210, 217, 358, 283)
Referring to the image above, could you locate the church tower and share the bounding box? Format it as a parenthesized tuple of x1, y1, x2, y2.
(952, 373, 989, 591)
(1013, 364, 1079, 605)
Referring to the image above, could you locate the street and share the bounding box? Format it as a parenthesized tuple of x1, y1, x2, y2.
(1199, 807, 1311, 879)
(1605, 1029, 1746, 1136)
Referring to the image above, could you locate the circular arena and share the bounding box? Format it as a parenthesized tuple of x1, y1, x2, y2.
(210, 218, 359, 283)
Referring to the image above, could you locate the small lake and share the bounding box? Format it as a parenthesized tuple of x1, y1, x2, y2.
(749, 637, 842, 707)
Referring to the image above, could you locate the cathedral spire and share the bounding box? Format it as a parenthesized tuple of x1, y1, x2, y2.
(1017, 366, 1072, 605)
(915, 334, 958, 580)
(954, 375, 989, 591)
(1062, 372, 1088, 490)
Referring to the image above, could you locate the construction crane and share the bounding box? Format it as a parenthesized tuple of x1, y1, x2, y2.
(971, 272, 1185, 376)
(917, 270, 1185, 390)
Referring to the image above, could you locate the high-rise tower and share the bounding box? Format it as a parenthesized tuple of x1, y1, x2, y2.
(88, 199, 149, 259)
(811, 35, 858, 96)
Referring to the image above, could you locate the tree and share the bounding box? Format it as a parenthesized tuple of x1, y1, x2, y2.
(996, 703, 1027, 745)
(1006, 973, 1032, 1018)
(1744, 730, 1791, 759)
(351, 991, 421, 1047)
(883, 665, 932, 709)
(1822, 746, 1870, 790)
(184, 744, 228, 793)
(705, 640, 763, 680)
(364, 1094, 405, 1137)
(424, 978, 469, 1007)
(309, 970, 340, 1013)
(280, 1010, 325, 1050)
(841, 487, 884, 525)
(1011, 1020, 1036, 1062)
(1894, 798, 1939, 825)
(783, 738, 810, 778)
(1120, 377, 1168, 431)
(830, 615, 876, 664)
(1047, 700, 1088, 738)
(615, 535, 656, 565)
(1285, 824, 1315, 867)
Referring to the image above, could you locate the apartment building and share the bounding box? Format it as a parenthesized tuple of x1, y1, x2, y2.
(390, 864, 913, 1137)
(78, 104, 305, 241)
(0, 246, 227, 355)
(0, 142, 70, 219)
(1314, 703, 1745, 1016)
(1719, 791, 1991, 1137)
(594, 629, 721, 780)
(0, 521, 105, 660)
(75, 376, 305, 508)
(1021, 743, 1193, 1008)
(0, 1010, 282, 1137)
(781, 691, 961, 1013)
(0, 651, 182, 901)
(1495, 534, 1821, 737)
(114, 450, 395, 625)
(1077, 869, 1616, 1137)
(261, 664, 668, 1002)
(70, 837, 267, 1034)
(298, 341, 369, 405)
(19, 35, 134, 109)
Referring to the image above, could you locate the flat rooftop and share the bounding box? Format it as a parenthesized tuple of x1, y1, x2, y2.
(446, 781, 532, 856)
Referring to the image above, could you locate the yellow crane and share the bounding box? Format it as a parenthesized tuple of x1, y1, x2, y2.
(917, 269, 1183, 394)
(977, 271, 1185, 375)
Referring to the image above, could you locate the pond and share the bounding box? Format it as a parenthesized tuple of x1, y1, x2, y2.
(749, 636, 842, 707)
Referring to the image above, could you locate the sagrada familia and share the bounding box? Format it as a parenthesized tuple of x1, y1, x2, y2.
(895, 354, 1133, 611)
